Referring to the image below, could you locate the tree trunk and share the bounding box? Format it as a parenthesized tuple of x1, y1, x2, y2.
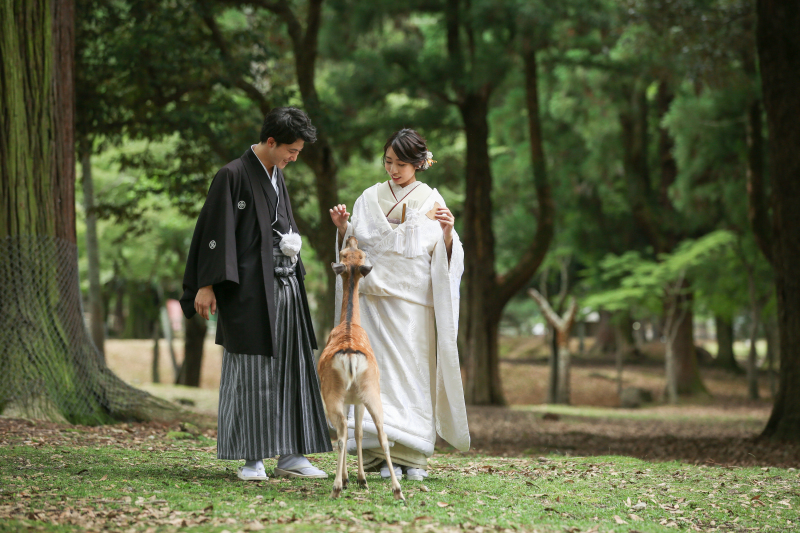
(151, 320, 160, 384)
(460, 94, 505, 406)
(746, 265, 761, 400)
(0, 0, 165, 423)
(745, 98, 772, 263)
(764, 318, 778, 397)
(590, 310, 617, 354)
(159, 306, 179, 379)
(665, 343, 678, 405)
(714, 315, 741, 373)
(179, 313, 207, 387)
(547, 325, 558, 403)
(81, 146, 105, 361)
(757, 0, 800, 441)
(747, 319, 760, 400)
(556, 344, 571, 405)
(616, 339, 624, 398)
(666, 289, 708, 396)
(528, 289, 577, 405)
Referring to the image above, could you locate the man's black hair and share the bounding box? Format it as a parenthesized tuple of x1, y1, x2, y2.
(260, 107, 317, 145)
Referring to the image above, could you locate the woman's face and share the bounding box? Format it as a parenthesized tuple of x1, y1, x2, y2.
(384, 146, 417, 188)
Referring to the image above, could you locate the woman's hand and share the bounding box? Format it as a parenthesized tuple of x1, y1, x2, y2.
(329, 204, 350, 233)
(435, 207, 454, 245)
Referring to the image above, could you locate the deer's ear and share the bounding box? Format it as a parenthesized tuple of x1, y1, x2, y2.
(359, 265, 373, 277)
(331, 262, 346, 275)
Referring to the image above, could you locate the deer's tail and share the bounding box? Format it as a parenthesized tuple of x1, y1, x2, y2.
(335, 349, 367, 391)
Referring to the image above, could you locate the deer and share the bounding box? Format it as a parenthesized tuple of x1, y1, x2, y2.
(317, 236, 404, 501)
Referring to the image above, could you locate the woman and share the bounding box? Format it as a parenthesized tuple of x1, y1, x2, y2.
(328, 129, 469, 480)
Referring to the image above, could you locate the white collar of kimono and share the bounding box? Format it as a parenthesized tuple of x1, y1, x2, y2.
(251, 145, 279, 226)
(368, 182, 435, 234)
(388, 178, 417, 196)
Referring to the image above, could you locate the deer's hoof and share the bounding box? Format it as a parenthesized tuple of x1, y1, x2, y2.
(357, 478, 368, 489)
(393, 488, 405, 502)
(331, 487, 342, 499)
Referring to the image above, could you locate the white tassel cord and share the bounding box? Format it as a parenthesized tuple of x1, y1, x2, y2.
(404, 224, 422, 258)
(394, 231, 404, 254)
(403, 207, 423, 258)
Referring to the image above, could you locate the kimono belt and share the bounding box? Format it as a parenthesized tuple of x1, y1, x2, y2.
(274, 265, 296, 286)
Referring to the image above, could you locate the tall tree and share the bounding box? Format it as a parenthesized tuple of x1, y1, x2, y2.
(446, 2, 554, 405)
(757, 0, 800, 440)
(0, 0, 164, 423)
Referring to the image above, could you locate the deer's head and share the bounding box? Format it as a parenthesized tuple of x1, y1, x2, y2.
(332, 236, 372, 280)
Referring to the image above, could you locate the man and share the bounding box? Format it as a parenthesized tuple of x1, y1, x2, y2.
(181, 107, 331, 480)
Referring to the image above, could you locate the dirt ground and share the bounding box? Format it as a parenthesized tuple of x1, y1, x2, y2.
(104, 339, 224, 390)
(91, 337, 799, 468)
(105, 337, 777, 409)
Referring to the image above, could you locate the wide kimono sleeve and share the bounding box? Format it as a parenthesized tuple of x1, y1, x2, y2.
(180, 167, 240, 318)
(430, 226, 470, 451)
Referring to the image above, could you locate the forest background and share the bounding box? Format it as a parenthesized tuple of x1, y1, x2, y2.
(4, 0, 799, 440)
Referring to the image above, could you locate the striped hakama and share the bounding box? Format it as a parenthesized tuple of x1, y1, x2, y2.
(216, 251, 332, 460)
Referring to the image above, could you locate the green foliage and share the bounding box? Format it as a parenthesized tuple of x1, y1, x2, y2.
(72, 0, 775, 337)
(77, 140, 195, 297)
(583, 230, 736, 315)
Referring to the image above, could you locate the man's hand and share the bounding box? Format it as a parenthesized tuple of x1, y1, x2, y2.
(194, 285, 216, 320)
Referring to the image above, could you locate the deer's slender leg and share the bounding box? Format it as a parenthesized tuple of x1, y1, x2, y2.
(354, 403, 367, 488)
(362, 385, 404, 502)
(328, 403, 348, 498)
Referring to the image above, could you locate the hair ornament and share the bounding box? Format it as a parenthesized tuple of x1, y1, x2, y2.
(420, 151, 437, 170)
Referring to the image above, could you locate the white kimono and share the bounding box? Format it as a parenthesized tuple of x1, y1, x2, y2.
(334, 181, 470, 460)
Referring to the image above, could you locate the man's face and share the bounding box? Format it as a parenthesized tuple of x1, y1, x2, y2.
(265, 138, 305, 169)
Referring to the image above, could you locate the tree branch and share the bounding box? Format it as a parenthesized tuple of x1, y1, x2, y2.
(201, 12, 272, 114)
(529, 288, 578, 343)
(252, 0, 303, 47)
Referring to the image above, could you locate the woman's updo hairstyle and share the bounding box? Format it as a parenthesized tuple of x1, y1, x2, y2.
(382, 129, 433, 171)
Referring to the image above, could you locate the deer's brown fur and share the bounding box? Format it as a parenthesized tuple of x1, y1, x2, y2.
(317, 237, 404, 501)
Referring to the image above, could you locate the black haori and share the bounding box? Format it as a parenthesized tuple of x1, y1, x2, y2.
(216, 250, 332, 460)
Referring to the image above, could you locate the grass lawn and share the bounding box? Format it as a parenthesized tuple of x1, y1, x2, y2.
(1, 418, 799, 533)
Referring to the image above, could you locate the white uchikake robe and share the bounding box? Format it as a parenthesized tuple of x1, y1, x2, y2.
(334, 182, 470, 462)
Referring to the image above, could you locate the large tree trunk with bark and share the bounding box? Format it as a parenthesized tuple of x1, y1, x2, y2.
(757, 0, 800, 441)
(0, 0, 167, 423)
(460, 94, 505, 406)
(80, 146, 105, 360)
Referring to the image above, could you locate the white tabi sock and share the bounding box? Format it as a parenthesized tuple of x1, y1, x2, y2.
(244, 459, 264, 472)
